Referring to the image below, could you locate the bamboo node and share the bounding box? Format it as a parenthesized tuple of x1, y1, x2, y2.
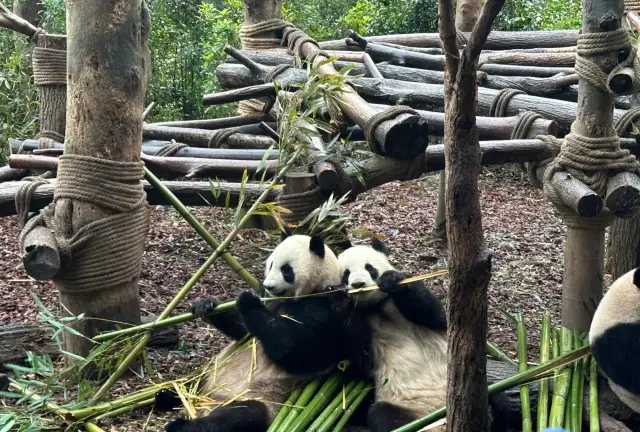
(32, 46, 67, 86)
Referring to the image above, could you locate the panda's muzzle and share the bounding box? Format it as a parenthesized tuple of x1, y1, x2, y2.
(261, 284, 284, 297)
(351, 282, 366, 289)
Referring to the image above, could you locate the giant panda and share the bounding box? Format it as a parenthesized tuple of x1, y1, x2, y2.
(589, 266, 640, 414)
(164, 234, 372, 432)
(337, 238, 448, 432)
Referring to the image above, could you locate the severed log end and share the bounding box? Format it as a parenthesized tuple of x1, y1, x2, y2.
(374, 112, 429, 160)
(550, 171, 603, 217)
(605, 171, 640, 218)
(608, 66, 635, 96)
(21, 225, 61, 280)
(313, 161, 339, 192)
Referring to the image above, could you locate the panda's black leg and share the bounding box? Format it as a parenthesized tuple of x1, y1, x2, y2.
(367, 401, 418, 432)
(164, 400, 269, 432)
(191, 299, 248, 340)
(379, 271, 447, 331)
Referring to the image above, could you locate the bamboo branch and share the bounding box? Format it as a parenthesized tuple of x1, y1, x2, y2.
(362, 53, 383, 79)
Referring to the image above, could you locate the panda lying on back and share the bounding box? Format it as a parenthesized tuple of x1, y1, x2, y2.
(163, 234, 372, 432)
(589, 267, 640, 414)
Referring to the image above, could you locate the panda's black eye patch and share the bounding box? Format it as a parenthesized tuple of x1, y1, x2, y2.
(341, 269, 350, 285)
(365, 264, 379, 280)
(281, 263, 295, 284)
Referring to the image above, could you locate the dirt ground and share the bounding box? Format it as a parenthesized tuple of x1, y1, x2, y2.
(0, 166, 594, 430)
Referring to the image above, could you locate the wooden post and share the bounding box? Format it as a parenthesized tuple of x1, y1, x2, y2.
(53, 0, 151, 361)
(439, 0, 505, 430)
(34, 34, 67, 138)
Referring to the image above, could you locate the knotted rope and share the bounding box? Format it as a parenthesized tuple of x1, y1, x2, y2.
(154, 140, 188, 157)
(614, 107, 640, 136)
(364, 105, 421, 154)
(18, 155, 150, 294)
(15, 175, 50, 229)
(32, 47, 66, 86)
(208, 128, 239, 149)
(238, 18, 293, 50)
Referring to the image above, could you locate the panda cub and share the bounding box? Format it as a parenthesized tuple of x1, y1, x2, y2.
(164, 234, 372, 432)
(589, 267, 640, 414)
(337, 239, 448, 432)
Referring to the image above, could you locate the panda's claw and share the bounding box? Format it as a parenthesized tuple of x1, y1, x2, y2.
(237, 290, 262, 312)
(379, 270, 406, 294)
(191, 299, 219, 318)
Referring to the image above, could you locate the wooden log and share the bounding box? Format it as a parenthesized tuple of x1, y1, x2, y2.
(318, 30, 579, 51)
(21, 225, 61, 280)
(203, 83, 276, 105)
(0, 318, 180, 370)
(550, 171, 604, 217)
(362, 53, 383, 79)
(605, 171, 640, 218)
(9, 154, 279, 181)
(0, 165, 28, 182)
(36, 34, 67, 138)
(0, 179, 275, 217)
(149, 114, 271, 129)
(143, 124, 276, 149)
(608, 66, 635, 95)
(11, 138, 280, 160)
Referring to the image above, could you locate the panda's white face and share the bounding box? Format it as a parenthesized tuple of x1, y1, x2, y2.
(337, 240, 394, 304)
(262, 234, 341, 297)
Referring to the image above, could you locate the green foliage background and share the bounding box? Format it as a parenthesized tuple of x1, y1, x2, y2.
(0, 0, 582, 163)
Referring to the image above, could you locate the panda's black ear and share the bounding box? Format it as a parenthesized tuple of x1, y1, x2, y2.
(309, 236, 326, 258)
(633, 267, 640, 288)
(371, 238, 389, 256)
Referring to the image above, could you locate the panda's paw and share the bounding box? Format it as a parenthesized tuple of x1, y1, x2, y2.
(236, 290, 263, 312)
(191, 298, 219, 319)
(379, 270, 406, 295)
(329, 289, 353, 314)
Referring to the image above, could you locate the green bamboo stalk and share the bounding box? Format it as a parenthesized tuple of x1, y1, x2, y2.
(589, 356, 600, 432)
(276, 376, 324, 432)
(390, 344, 591, 432)
(569, 331, 582, 432)
(288, 372, 345, 432)
(487, 340, 518, 366)
(70, 385, 163, 419)
(549, 327, 574, 427)
(317, 381, 368, 432)
(577, 336, 587, 432)
(331, 384, 372, 432)
(309, 381, 358, 432)
(90, 154, 300, 404)
(144, 167, 259, 290)
(85, 423, 107, 432)
(93, 397, 155, 420)
(537, 311, 551, 432)
(515, 313, 532, 432)
(268, 386, 305, 432)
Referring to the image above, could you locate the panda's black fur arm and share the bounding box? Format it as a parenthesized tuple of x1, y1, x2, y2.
(191, 299, 249, 340)
(591, 321, 640, 395)
(164, 400, 269, 432)
(379, 270, 447, 331)
(236, 290, 372, 377)
(367, 401, 418, 432)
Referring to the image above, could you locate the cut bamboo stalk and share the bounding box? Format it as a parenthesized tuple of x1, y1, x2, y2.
(276, 376, 324, 432)
(515, 313, 532, 432)
(268, 386, 305, 432)
(288, 371, 345, 432)
(549, 327, 574, 427)
(309, 381, 359, 432)
(330, 384, 372, 432)
(537, 311, 551, 431)
(589, 356, 600, 432)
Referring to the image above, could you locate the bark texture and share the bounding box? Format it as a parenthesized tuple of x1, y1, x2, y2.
(57, 0, 151, 360)
(12, 0, 44, 26)
(439, 0, 505, 430)
(37, 34, 66, 137)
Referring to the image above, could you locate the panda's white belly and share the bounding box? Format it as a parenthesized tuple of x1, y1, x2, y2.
(369, 307, 448, 416)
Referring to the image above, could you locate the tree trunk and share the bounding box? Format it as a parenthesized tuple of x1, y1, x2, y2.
(12, 0, 44, 27)
(36, 34, 67, 137)
(439, 0, 505, 430)
(608, 216, 640, 280)
(56, 0, 151, 363)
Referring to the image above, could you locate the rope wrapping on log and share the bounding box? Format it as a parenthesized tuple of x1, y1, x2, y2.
(277, 184, 325, 223)
(154, 140, 189, 157)
(36, 130, 64, 143)
(614, 107, 640, 136)
(626, 0, 640, 12)
(364, 105, 420, 154)
(15, 176, 50, 229)
(489, 89, 526, 117)
(208, 128, 238, 149)
(32, 47, 66, 86)
(265, 64, 294, 83)
(238, 18, 293, 50)
(18, 155, 150, 293)
(282, 26, 319, 59)
(511, 111, 544, 186)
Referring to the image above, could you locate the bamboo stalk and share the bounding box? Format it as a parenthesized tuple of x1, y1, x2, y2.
(487, 340, 518, 366)
(94, 397, 156, 420)
(89, 153, 301, 404)
(268, 386, 305, 432)
(288, 372, 345, 432)
(85, 423, 107, 432)
(330, 384, 372, 432)
(537, 311, 551, 431)
(276, 376, 324, 432)
(515, 313, 532, 432)
(549, 327, 574, 427)
(144, 167, 259, 290)
(576, 333, 586, 432)
(309, 381, 359, 432)
(69, 384, 172, 419)
(589, 356, 600, 432)
(390, 344, 591, 432)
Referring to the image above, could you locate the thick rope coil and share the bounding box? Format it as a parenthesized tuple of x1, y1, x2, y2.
(238, 18, 293, 50)
(18, 155, 150, 294)
(277, 185, 324, 223)
(511, 111, 543, 140)
(542, 123, 640, 229)
(208, 128, 238, 149)
(36, 130, 64, 143)
(282, 26, 319, 59)
(32, 47, 67, 86)
(265, 64, 294, 83)
(525, 135, 562, 189)
(614, 107, 640, 136)
(15, 175, 50, 229)
(489, 89, 526, 117)
(154, 140, 189, 157)
(364, 106, 421, 154)
(237, 98, 277, 117)
(625, 0, 640, 12)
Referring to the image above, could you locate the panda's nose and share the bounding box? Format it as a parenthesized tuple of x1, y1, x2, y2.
(352, 282, 366, 288)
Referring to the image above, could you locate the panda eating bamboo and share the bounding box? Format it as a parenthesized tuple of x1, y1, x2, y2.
(162, 234, 372, 432)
